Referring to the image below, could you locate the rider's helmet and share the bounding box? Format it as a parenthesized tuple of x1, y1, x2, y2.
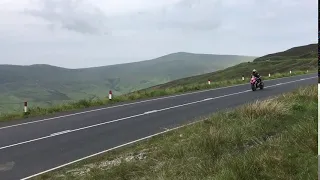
(252, 69, 257, 74)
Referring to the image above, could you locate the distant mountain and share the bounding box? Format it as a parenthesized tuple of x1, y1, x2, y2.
(0, 52, 255, 113)
(254, 43, 317, 61)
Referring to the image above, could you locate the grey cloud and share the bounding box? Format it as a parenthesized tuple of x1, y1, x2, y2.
(107, 0, 222, 32)
(157, 20, 221, 31)
(23, 0, 108, 35)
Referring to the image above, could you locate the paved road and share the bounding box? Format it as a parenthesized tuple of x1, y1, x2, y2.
(0, 73, 316, 180)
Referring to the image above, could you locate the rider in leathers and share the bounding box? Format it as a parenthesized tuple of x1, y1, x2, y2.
(252, 69, 261, 83)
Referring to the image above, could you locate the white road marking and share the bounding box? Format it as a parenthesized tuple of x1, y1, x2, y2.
(0, 135, 53, 150)
(0, 76, 315, 152)
(0, 161, 15, 171)
(17, 76, 317, 180)
(203, 98, 213, 101)
(0, 74, 314, 130)
(50, 130, 71, 137)
(143, 110, 158, 114)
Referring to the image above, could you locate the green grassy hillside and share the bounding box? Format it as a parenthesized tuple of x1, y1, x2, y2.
(254, 43, 317, 61)
(0, 53, 255, 113)
(145, 44, 317, 89)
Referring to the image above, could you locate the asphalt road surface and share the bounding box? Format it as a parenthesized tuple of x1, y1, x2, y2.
(0, 73, 316, 180)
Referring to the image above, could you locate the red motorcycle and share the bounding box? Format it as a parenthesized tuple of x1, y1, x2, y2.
(250, 76, 264, 91)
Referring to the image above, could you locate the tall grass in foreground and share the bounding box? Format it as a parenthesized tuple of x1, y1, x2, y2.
(0, 70, 313, 122)
(35, 85, 317, 180)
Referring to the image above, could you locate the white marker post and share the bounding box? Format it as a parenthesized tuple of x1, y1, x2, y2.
(24, 101, 28, 113)
(307, 70, 309, 73)
(290, 70, 292, 74)
(269, 73, 271, 77)
(109, 90, 112, 100)
(208, 79, 211, 85)
(242, 75, 244, 81)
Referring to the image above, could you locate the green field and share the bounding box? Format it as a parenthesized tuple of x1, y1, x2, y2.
(0, 52, 255, 113)
(33, 84, 317, 180)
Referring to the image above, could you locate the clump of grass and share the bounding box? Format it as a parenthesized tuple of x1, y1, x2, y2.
(295, 83, 318, 97)
(238, 98, 291, 119)
(0, 70, 314, 122)
(36, 85, 317, 180)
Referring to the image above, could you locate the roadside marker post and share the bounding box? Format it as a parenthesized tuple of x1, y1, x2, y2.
(109, 91, 112, 100)
(24, 102, 28, 113)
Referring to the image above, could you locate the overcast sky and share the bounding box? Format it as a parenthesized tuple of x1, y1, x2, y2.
(0, 0, 316, 68)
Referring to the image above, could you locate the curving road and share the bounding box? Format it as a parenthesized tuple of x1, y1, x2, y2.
(0, 73, 316, 180)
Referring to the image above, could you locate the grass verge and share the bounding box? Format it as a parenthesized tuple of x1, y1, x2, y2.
(0, 70, 314, 122)
(33, 84, 317, 180)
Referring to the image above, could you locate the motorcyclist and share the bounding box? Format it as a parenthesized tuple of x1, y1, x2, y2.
(252, 69, 261, 83)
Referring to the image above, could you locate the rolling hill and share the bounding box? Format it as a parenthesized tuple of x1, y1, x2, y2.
(143, 44, 317, 89)
(0, 52, 255, 113)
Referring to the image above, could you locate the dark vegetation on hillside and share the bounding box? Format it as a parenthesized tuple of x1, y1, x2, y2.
(254, 43, 317, 61)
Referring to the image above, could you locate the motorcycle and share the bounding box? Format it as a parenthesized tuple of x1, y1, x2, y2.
(250, 76, 264, 91)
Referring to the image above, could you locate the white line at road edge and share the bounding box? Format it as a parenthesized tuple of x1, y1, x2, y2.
(18, 76, 316, 180)
(0, 73, 315, 130)
(0, 76, 316, 152)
